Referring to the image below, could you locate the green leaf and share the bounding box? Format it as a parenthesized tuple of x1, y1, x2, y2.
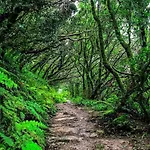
(0, 133, 14, 147)
(22, 140, 42, 150)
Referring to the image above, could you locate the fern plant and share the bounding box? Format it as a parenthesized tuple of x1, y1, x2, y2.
(0, 132, 14, 147)
(22, 140, 42, 150)
(14, 120, 47, 149)
(0, 66, 56, 150)
(0, 69, 17, 89)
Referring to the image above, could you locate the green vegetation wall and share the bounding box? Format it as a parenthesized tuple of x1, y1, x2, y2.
(0, 66, 57, 150)
(0, 0, 76, 149)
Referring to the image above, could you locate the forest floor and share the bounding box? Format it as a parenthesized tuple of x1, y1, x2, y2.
(46, 102, 150, 150)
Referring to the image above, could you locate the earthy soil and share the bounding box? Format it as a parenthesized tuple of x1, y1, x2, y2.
(46, 102, 134, 150)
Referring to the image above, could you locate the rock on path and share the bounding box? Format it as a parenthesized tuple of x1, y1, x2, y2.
(46, 102, 132, 150)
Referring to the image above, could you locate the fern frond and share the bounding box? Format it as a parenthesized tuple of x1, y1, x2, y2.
(22, 140, 42, 150)
(0, 132, 14, 147)
(15, 120, 47, 146)
(0, 69, 17, 89)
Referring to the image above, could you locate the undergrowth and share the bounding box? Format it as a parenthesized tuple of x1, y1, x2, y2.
(71, 96, 135, 133)
(71, 96, 114, 112)
(0, 66, 66, 150)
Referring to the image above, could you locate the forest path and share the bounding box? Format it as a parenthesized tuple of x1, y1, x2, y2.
(46, 102, 132, 150)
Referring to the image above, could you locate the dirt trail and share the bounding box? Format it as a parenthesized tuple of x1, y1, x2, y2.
(46, 102, 133, 150)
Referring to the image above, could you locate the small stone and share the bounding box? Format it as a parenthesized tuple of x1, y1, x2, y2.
(79, 132, 90, 137)
(48, 136, 81, 143)
(90, 133, 98, 138)
(54, 117, 77, 122)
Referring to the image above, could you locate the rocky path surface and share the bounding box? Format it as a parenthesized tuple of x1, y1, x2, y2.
(46, 102, 133, 150)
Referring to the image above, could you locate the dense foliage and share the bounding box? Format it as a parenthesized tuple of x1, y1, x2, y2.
(0, 62, 69, 149)
(0, 0, 150, 149)
(68, 0, 150, 122)
(0, 0, 74, 149)
(0, 65, 55, 149)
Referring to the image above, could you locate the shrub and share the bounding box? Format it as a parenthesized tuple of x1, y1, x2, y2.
(0, 67, 56, 150)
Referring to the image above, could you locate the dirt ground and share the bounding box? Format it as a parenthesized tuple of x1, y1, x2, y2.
(46, 102, 134, 150)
